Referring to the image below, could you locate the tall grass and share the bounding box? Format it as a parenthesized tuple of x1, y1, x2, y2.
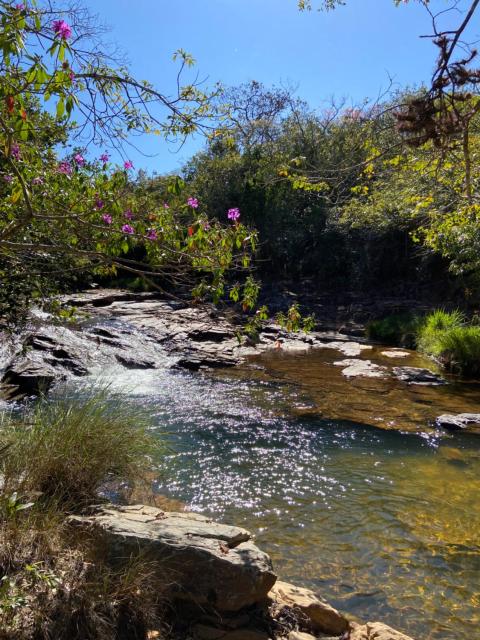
(417, 310, 480, 376)
(1, 387, 157, 507)
(0, 389, 166, 639)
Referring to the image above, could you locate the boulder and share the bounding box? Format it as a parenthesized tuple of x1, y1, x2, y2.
(435, 413, 480, 430)
(392, 367, 446, 386)
(269, 581, 348, 635)
(69, 504, 276, 612)
(349, 621, 415, 640)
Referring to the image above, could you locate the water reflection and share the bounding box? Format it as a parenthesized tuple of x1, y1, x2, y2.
(85, 347, 480, 640)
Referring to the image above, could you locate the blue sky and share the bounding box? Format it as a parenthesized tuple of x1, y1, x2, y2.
(79, 0, 464, 173)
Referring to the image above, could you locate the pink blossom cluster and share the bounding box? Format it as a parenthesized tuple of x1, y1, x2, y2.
(227, 207, 240, 221)
(52, 20, 72, 40)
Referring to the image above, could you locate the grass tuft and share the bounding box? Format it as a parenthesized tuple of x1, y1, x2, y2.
(416, 310, 480, 376)
(0, 389, 167, 639)
(1, 387, 157, 508)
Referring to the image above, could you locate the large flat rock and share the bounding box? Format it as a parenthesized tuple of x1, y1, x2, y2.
(69, 505, 277, 612)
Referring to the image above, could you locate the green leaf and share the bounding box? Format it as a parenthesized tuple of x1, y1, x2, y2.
(56, 99, 65, 118)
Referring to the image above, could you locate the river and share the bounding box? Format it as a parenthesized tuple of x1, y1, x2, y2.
(84, 335, 480, 640)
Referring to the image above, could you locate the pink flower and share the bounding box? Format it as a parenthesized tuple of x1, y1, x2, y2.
(187, 197, 198, 209)
(74, 153, 85, 166)
(102, 214, 112, 225)
(11, 143, 21, 161)
(124, 160, 134, 170)
(15, 4, 25, 11)
(146, 229, 158, 240)
(163, 202, 169, 209)
(69, 70, 75, 82)
(57, 161, 72, 175)
(32, 176, 44, 185)
(94, 197, 104, 210)
(227, 207, 240, 221)
(52, 20, 72, 40)
(3, 175, 13, 183)
(122, 224, 134, 234)
(100, 152, 110, 163)
(124, 209, 134, 220)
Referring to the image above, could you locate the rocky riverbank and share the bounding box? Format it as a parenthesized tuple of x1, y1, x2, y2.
(1, 288, 479, 433)
(69, 503, 415, 640)
(0, 289, 450, 394)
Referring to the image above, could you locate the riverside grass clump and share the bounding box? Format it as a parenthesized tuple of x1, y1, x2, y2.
(416, 310, 480, 377)
(1, 387, 156, 507)
(0, 389, 168, 639)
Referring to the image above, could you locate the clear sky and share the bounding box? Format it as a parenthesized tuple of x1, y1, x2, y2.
(79, 0, 468, 174)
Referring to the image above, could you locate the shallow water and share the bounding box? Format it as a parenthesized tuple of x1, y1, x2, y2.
(83, 338, 480, 640)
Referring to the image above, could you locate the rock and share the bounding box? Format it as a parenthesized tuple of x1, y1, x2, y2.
(349, 621, 415, 640)
(193, 625, 269, 640)
(333, 359, 387, 379)
(0, 358, 59, 401)
(380, 350, 409, 359)
(392, 367, 446, 386)
(288, 632, 317, 640)
(322, 341, 373, 357)
(69, 504, 276, 612)
(435, 413, 480, 430)
(115, 353, 156, 369)
(269, 581, 348, 635)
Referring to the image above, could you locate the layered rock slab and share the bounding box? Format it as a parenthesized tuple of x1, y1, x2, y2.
(269, 580, 349, 636)
(69, 504, 276, 612)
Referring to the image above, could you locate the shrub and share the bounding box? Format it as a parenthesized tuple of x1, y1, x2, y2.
(366, 312, 422, 347)
(0, 388, 158, 508)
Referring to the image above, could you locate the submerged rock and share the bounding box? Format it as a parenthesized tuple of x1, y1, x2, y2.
(334, 359, 387, 379)
(269, 580, 349, 635)
(323, 341, 373, 357)
(69, 504, 276, 612)
(392, 367, 446, 386)
(380, 350, 409, 359)
(435, 413, 480, 430)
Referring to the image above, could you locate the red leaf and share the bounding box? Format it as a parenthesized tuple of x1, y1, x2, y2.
(6, 96, 14, 113)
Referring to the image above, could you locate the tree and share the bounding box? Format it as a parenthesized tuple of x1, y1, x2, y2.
(0, 0, 258, 321)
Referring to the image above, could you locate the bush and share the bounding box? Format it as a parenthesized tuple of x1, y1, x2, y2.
(1, 388, 158, 508)
(366, 312, 422, 347)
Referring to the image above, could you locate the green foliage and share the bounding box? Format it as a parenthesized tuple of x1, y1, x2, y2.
(417, 310, 480, 376)
(0, 388, 158, 507)
(276, 303, 316, 333)
(366, 312, 422, 347)
(0, 1, 258, 321)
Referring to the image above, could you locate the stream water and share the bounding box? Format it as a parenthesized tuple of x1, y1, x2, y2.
(86, 337, 480, 640)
